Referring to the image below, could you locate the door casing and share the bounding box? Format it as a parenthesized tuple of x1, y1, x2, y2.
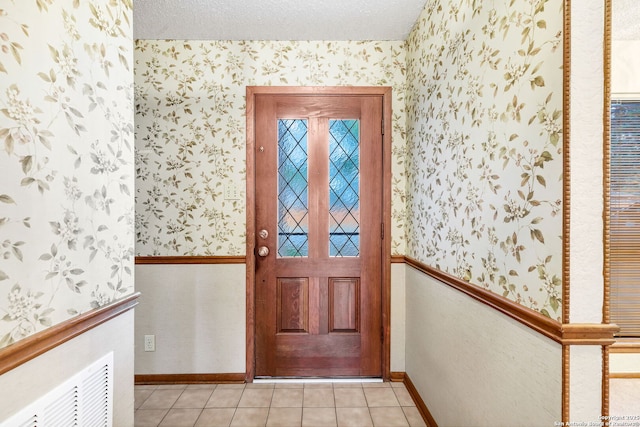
(245, 86, 392, 381)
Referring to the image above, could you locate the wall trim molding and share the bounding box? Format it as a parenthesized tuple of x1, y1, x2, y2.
(403, 372, 438, 427)
(389, 371, 405, 382)
(602, 0, 612, 418)
(0, 292, 140, 376)
(135, 373, 246, 384)
(610, 340, 640, 353)
(135, 256, 246, 264)
(135, 255, 620, 345)
(561, 2, 572, 422)
(404, 256, 564, 343)
(562, 323, 619, 345)
(403, 256, 619, 345)
(603, 345, 610, 418)
(610, 373, 640, 379)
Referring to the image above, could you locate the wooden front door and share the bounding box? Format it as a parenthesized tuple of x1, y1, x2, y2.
(253, 90, 384, 377)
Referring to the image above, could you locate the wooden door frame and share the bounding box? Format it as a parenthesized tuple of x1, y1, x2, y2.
(245, 86, 392, 381)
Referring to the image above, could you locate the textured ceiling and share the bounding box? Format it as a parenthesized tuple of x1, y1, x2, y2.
(613, 0, 640, 40)
(133, 0, 428, 41)
(134, 1, 639, 42)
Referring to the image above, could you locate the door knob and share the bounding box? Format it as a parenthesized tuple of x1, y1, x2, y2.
(257, 246, 270, 257)
(259, 229, 269, 239)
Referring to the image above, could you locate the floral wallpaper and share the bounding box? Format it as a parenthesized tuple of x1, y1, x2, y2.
(405, 0, 564, 319)
(0, 0, 134, 348)
(134, 40, 407, 256)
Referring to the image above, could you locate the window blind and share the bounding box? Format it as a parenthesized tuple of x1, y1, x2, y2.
(610, 100, 640, 337)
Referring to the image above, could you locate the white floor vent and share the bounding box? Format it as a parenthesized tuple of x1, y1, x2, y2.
(2, 352, 114, 427)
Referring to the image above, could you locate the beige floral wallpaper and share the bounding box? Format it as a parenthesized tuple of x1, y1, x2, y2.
(136, 0, 564, 318)
(405, 0, 564, 319)
(134, 40, 407, 256)
(0, 0, 134, 348)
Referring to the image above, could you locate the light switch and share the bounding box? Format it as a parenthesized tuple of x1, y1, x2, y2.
(225, 182, 239, 200)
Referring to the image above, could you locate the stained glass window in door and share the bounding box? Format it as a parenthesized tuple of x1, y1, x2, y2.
(277, 119, 309, 257)
(329, 119, 360, 257)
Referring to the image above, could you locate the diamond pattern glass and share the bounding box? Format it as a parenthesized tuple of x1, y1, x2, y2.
(278, 119, 309, 257)
(329, 119, 360, 257)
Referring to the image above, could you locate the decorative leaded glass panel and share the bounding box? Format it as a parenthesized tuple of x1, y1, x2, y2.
(278, 119, 309, 257)
(329, 119, 360, 257)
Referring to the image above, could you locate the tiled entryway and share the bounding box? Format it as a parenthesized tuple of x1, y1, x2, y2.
(134, 381, 427, 427)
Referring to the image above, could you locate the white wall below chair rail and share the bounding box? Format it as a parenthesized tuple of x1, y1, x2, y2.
(609, 351, 640, 414)
(610, 378, 640, 415)
(134, 263, 408, 376)
(0, 311, 134, 426)
(610, 353, 640, 374)
(404, 264, 562, 426)
(135, 264, 247, 375)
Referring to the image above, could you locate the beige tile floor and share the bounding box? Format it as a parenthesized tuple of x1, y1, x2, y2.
(135, 381, 427, 427)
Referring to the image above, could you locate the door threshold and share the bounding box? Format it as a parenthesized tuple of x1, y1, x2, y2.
(253, 378, 383, 384)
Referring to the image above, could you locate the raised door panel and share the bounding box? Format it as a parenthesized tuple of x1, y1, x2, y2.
(329, 278, 360, 333)
(277, 278, 309, 333)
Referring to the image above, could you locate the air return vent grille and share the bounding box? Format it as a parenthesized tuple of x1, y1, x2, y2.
(1, 352, 113, 427)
